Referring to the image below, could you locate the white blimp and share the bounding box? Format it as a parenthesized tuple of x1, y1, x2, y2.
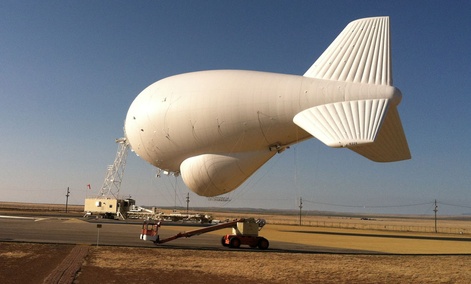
(125, 16, 411, 197)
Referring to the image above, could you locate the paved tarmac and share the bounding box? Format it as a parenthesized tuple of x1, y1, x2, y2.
(0, 215, 343, 253)
(3, 214, 471, 254)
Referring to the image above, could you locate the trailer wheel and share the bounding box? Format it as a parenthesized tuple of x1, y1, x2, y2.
(229, 237, 241, 248)
(221, 236, 228, 247)
(258, 237, 269, 250)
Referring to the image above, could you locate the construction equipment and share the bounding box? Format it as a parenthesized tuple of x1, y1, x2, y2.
(221, 218, 269, 249)
(140, 220, 161, 242)
(140, 218, 269, 250)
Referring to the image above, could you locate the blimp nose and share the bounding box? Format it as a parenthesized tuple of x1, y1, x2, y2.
(124, 84, 181, 171)
(124, 93, 155, 164)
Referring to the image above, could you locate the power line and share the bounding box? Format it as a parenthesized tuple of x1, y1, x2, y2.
(439, 202, 471, 209)
(302, 199, 434, 209)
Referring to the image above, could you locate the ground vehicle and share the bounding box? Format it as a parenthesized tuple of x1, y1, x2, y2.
(140, 218, 269, 250)
(221, 234, 269, 250)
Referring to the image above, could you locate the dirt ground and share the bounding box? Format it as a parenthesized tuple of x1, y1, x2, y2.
(1, 242, 471, 284)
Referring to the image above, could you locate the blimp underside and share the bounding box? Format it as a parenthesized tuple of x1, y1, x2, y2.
(125, 16, 410, 197)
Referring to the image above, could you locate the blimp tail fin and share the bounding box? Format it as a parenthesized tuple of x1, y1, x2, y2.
(349, 105, 410, 162)
(299, 16, 410, 162)
(304, 17, 392, 86)
(293, 99, 390, 148)
(293, 100, 410, 162)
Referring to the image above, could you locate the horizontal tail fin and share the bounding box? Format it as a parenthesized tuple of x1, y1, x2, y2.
(293, 99, 389, 148)
(293, 101, 410, 162)
(304, 17, 392, 86)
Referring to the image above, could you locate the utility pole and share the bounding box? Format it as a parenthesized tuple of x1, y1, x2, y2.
(186, 192, 190, 216)
(434, 199, 438, 233)
(299, 197, 303, 226)
(173, 184, 177, 212)
(65, 187, 70, 213)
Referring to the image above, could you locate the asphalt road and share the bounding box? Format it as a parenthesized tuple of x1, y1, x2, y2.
(0, 215, 337, 253)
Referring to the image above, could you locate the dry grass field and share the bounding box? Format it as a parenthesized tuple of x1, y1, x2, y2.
(1, 202, 471, 283)
(2, 242, 471, 283)
(79, 246, 471, 283)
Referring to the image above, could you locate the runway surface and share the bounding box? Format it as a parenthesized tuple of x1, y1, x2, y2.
(2, 213, 470, 254)
(0, 215, 349, 253)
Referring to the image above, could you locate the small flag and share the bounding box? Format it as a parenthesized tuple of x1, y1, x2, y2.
(87, 184, 91, 189)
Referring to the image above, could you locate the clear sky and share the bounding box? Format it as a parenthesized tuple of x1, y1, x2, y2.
(1, 1, 470, 215)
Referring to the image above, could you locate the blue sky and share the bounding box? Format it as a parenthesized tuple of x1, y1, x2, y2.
(1, 1, 470, 215)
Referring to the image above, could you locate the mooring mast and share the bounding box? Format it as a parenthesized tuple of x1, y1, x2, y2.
(99, 137, 129, 199)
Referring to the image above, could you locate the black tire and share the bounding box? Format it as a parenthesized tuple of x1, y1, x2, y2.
(229, 237, 241, 248)
(258, 237, 269, 250)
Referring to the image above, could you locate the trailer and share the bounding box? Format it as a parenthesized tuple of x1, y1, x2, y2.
(140, 218, 269, 250)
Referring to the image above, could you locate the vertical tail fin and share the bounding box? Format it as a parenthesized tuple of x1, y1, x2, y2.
(304, 17, 392, 86)
(350, 105, 410, 162)
(297, 17, 411, 162)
